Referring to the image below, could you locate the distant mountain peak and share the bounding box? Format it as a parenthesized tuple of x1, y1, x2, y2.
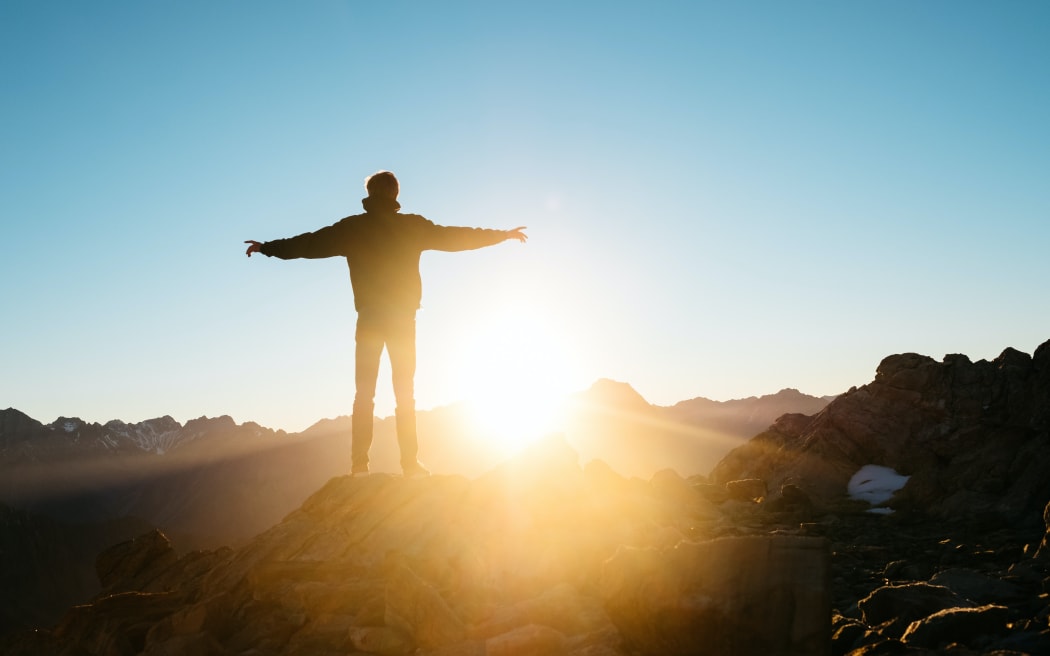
(575, 379, 651, 411)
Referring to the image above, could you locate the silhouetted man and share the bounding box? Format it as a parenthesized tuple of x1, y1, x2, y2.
(246, 171, 527, 478)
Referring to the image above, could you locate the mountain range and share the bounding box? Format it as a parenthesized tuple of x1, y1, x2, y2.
(1, 383, 831, 551)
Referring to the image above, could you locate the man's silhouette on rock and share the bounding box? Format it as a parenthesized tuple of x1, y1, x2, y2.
(246, 171, 527, 477)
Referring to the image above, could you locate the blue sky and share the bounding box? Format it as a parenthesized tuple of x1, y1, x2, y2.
(3, 1, 1048, 433)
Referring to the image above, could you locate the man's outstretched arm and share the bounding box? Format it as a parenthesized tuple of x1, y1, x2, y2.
(244, 222, 349, 260)
(427, 224, 528, 252)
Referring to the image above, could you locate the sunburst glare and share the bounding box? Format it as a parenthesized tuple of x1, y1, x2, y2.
(451, 306, 582, 456)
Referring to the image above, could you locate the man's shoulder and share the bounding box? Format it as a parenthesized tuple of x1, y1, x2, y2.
(335, 212, 368, 224)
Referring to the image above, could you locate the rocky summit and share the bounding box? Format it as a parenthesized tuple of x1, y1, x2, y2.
(1, 437, 830, 656)
(2, 339, 1050, 656)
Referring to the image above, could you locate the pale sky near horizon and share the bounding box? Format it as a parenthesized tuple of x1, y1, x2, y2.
(2, 1, 1048, 435)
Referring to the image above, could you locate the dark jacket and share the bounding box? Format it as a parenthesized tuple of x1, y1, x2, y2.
(260, 197, 507, 312)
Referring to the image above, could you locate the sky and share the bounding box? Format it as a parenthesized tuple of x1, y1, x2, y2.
(2, 1, 1048, 435)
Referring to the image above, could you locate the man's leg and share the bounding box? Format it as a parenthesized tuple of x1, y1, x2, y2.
(352, 313, 384, 473)
(387, 311, 423, 472)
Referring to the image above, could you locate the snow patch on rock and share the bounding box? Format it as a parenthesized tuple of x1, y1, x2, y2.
(848, 464, 910, 510)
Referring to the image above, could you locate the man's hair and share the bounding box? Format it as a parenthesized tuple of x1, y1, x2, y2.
(365, 171, 399, 199)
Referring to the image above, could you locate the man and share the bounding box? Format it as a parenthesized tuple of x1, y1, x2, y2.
(245, 171, 527, 478)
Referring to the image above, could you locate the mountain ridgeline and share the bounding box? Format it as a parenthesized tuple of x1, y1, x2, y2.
(0, 385, 830, 551)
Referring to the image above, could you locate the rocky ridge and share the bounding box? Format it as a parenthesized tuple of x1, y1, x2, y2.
(0, 438, 833, 656)
(711, 340, 1050, 527)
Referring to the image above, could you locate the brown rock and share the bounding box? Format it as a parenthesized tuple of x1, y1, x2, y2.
(858, 582, 973, 636)
(929, 568, 1025, 605)
(900, 604, 1012, 649)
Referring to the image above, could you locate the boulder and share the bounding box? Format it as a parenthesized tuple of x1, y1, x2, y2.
(858, 582, 972, 635)
(900, 604, 1013, 649)
(929, 568, 1026, 605)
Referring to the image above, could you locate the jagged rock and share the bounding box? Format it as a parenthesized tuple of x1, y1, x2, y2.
(600, 535, 830, 656)
(725, 478, 767, 502)
(831, 615, 867, 654)
(96, 529, 177, 593)
(858, 582, 973, 637)
(928, 568, 1026, 605)
(900, 603, 1013, 649)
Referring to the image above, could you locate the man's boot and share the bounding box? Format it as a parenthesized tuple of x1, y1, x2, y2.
(396, 407, 429, 478)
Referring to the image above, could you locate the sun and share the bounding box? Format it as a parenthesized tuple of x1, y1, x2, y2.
(451, 307, 582, 455)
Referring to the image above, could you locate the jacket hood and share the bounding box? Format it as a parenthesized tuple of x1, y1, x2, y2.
(361, 196, 401, 213)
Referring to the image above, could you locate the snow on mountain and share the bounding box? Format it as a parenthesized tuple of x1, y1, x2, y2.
(0, 409, 278, 465)
(103, 416, 183, 454)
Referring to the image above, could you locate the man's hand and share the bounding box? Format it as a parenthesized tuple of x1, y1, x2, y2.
(245, 240, 263, 257)
(505, 226, 528, 243)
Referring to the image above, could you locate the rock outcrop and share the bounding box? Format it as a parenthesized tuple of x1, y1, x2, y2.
(711, 340, 1050, 528)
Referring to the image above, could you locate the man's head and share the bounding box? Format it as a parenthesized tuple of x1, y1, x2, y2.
(365, 171, 399, 199)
